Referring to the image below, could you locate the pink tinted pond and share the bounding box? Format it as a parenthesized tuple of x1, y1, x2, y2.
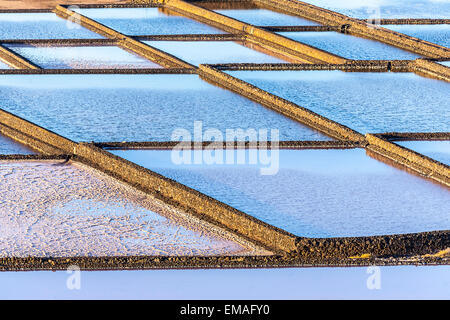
(111, 148, 450, 238)
(0, 160, 268, 257)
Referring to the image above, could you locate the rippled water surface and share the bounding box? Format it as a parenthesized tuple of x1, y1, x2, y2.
(0, 13, 104, 39)
(384, 24, 450, 48)
(145, 41, 288, 65)
(279, 31, 420, 60)
(0, 161, 267, 257)
(113, 148, 450, 238)
(0, 135, 35, 154)
(0, 74, 330, 142)
(74, 8, 223, 35)
(214, 8, 319, 26)
(227, 70, 450, 133)
(301, 0, 450, 19)
(5, 45, 162, 69)
(396, 140, 450, 165)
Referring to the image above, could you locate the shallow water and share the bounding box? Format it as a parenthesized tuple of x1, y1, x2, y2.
(1, 266, 449, 299)
(0, 74, 331, 142)
(214, 8, 319, 26)
(301, 0, 450, 19)
(0, 134, 35, 154)
(279, 31, 420, 60)
(144, 41, 288, 65)
(73, 8, 223, 35)
(0, 13, 104, 39)
(384, 24, 450, 48)
(112, 148, 450, 238)
(227, 70, 450, 133)
(5, 45, 162, 69)
(396, 140, 450, 165)
(0, 160, 266, 257)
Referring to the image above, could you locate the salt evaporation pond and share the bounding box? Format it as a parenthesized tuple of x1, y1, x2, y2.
(73, 7, 224, 35)
(227, 70, 450, 133)
(112, 148, 450, 238)
(0, 13, 104, 39)
(0, 74, 331, 142)
(278, 31, 420, 60)
(2, 266, 450, 299)
(0, 160, 268, 257)
(300, 0, 450, 19)
(144, 40, 288, 65)
(214, 8, 319, 26)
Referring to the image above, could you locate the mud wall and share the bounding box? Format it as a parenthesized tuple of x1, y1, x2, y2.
(95, 140, 361, 150)
(208, 60, 411, 72)
(199, 64, 366, 142)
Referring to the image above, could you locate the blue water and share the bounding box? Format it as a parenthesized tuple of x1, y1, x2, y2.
(0, 13, 104, 39)
(396, 140, 450, 165)
(144, 41, 288, 65)
(279, 31, 421, 60)
(73, 8, 223, 35)
(0, 74, 330, 142)
(227, 70, 450, 133)
(384, 24, 450, 48)
(112, 148, 450, 238)
(0, 134, 34, 154)
(214, 8, 319, 26)
(1, 266, 449, 299)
